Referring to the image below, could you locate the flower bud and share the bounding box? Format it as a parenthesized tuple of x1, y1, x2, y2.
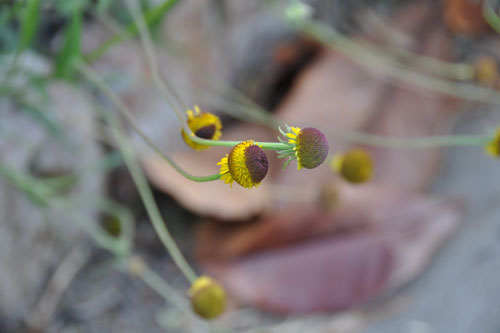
(485, 128, 500, 157)
(474, 56, 498, 87)
(181, 105, 222, 150)
(331, 148, 374, 184)
(189, 276, 226, 319)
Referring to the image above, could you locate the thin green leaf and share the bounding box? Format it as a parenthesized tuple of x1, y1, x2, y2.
(54, 9, 82, 78)
(18, 0, 40, 52)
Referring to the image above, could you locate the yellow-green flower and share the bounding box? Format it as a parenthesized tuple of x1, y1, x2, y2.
(474, 56, 498, 87)
(218, 140, 269, 188)
(181, 105, 222, 150)
(278, 125, 329, 170)
(485, 128, 500, 157)
(189, 275, 226, 320)
(331, 148, 374, 184)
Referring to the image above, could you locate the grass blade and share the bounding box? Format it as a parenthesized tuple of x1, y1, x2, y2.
(54, 9, 82, 78)
(18, 0, 40, 52)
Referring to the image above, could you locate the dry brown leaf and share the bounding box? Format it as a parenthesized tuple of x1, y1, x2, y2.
(275, 48, 386, 137)
(194, 184, 415, 260)
(201, 191, 462, 314)
(443, 0, 491, 36)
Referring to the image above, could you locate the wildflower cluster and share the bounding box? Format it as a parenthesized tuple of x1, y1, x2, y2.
(181, 106, 330, 189)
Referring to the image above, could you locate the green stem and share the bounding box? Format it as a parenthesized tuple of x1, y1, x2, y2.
(483, 1, 500, 35)
(0, 161, 130, 255)
(191, 129, 491, 150)
(104, 104, 198, 283)
(0, 163, 192, 316)
(76, 62, 221, 183)
(359, 40, 473, 81)
(121, 257, 189, 311)
(292, 19, 500, 108)
(189, 135, 290, 150)
(334, 131, 491, 149)
(125, 0, 186, 124)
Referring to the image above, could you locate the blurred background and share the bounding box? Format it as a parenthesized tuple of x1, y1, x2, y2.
(2, 0, 500, 332)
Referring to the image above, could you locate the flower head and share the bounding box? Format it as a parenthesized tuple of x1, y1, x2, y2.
(485, 128, 500, 157)
(474, 56, 498, 87)
(278, 126, 329, 170)
(331, 148, 374, 184)
(218, 140, 269, 188)
(181, 105, 222, 150)
(189, 275, 226, 320)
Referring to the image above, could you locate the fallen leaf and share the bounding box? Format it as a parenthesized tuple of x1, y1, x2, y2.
(194, 184, 419, 260)
(207, 233, 393, 314)
(443, 0, 491, 36)
(202, 191, 462, 314)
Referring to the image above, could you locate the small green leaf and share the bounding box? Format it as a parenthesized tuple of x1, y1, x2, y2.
(54, 9, 82, 78)
(18, 0, 40, 52)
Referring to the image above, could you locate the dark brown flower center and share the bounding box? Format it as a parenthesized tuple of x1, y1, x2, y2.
(195, 125, 216, 139)
(296, 127, 329, 169)
(244, 145, 269, 183)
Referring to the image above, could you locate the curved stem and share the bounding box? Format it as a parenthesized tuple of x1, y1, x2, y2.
(291, 18, 500, 108)
(484, 1, 500, 35)
(359, 40, 473, 81)
(122, 257, 190, 311)
(125, 0, 187, 124)
(104, 105, 198, 283)
(76, 61, 221, 183)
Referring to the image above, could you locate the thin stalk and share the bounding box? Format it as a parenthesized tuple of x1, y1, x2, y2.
(0, 163, 193, 316)
(360, 40, 474, 81)
(121, 257, 190, 311)
(333, 131, 491, 149)
(293, 19, 500, 108)
(94, 10, 130, 44)
(0, 162, 129, 255)
(124, 0, 186, 124)
(484, 1, 500, 35)
(188, 135, 290, 150)
(103, 103, 198, 283)
(191, 130, 492, 150)
(76, 61, 221, 183)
